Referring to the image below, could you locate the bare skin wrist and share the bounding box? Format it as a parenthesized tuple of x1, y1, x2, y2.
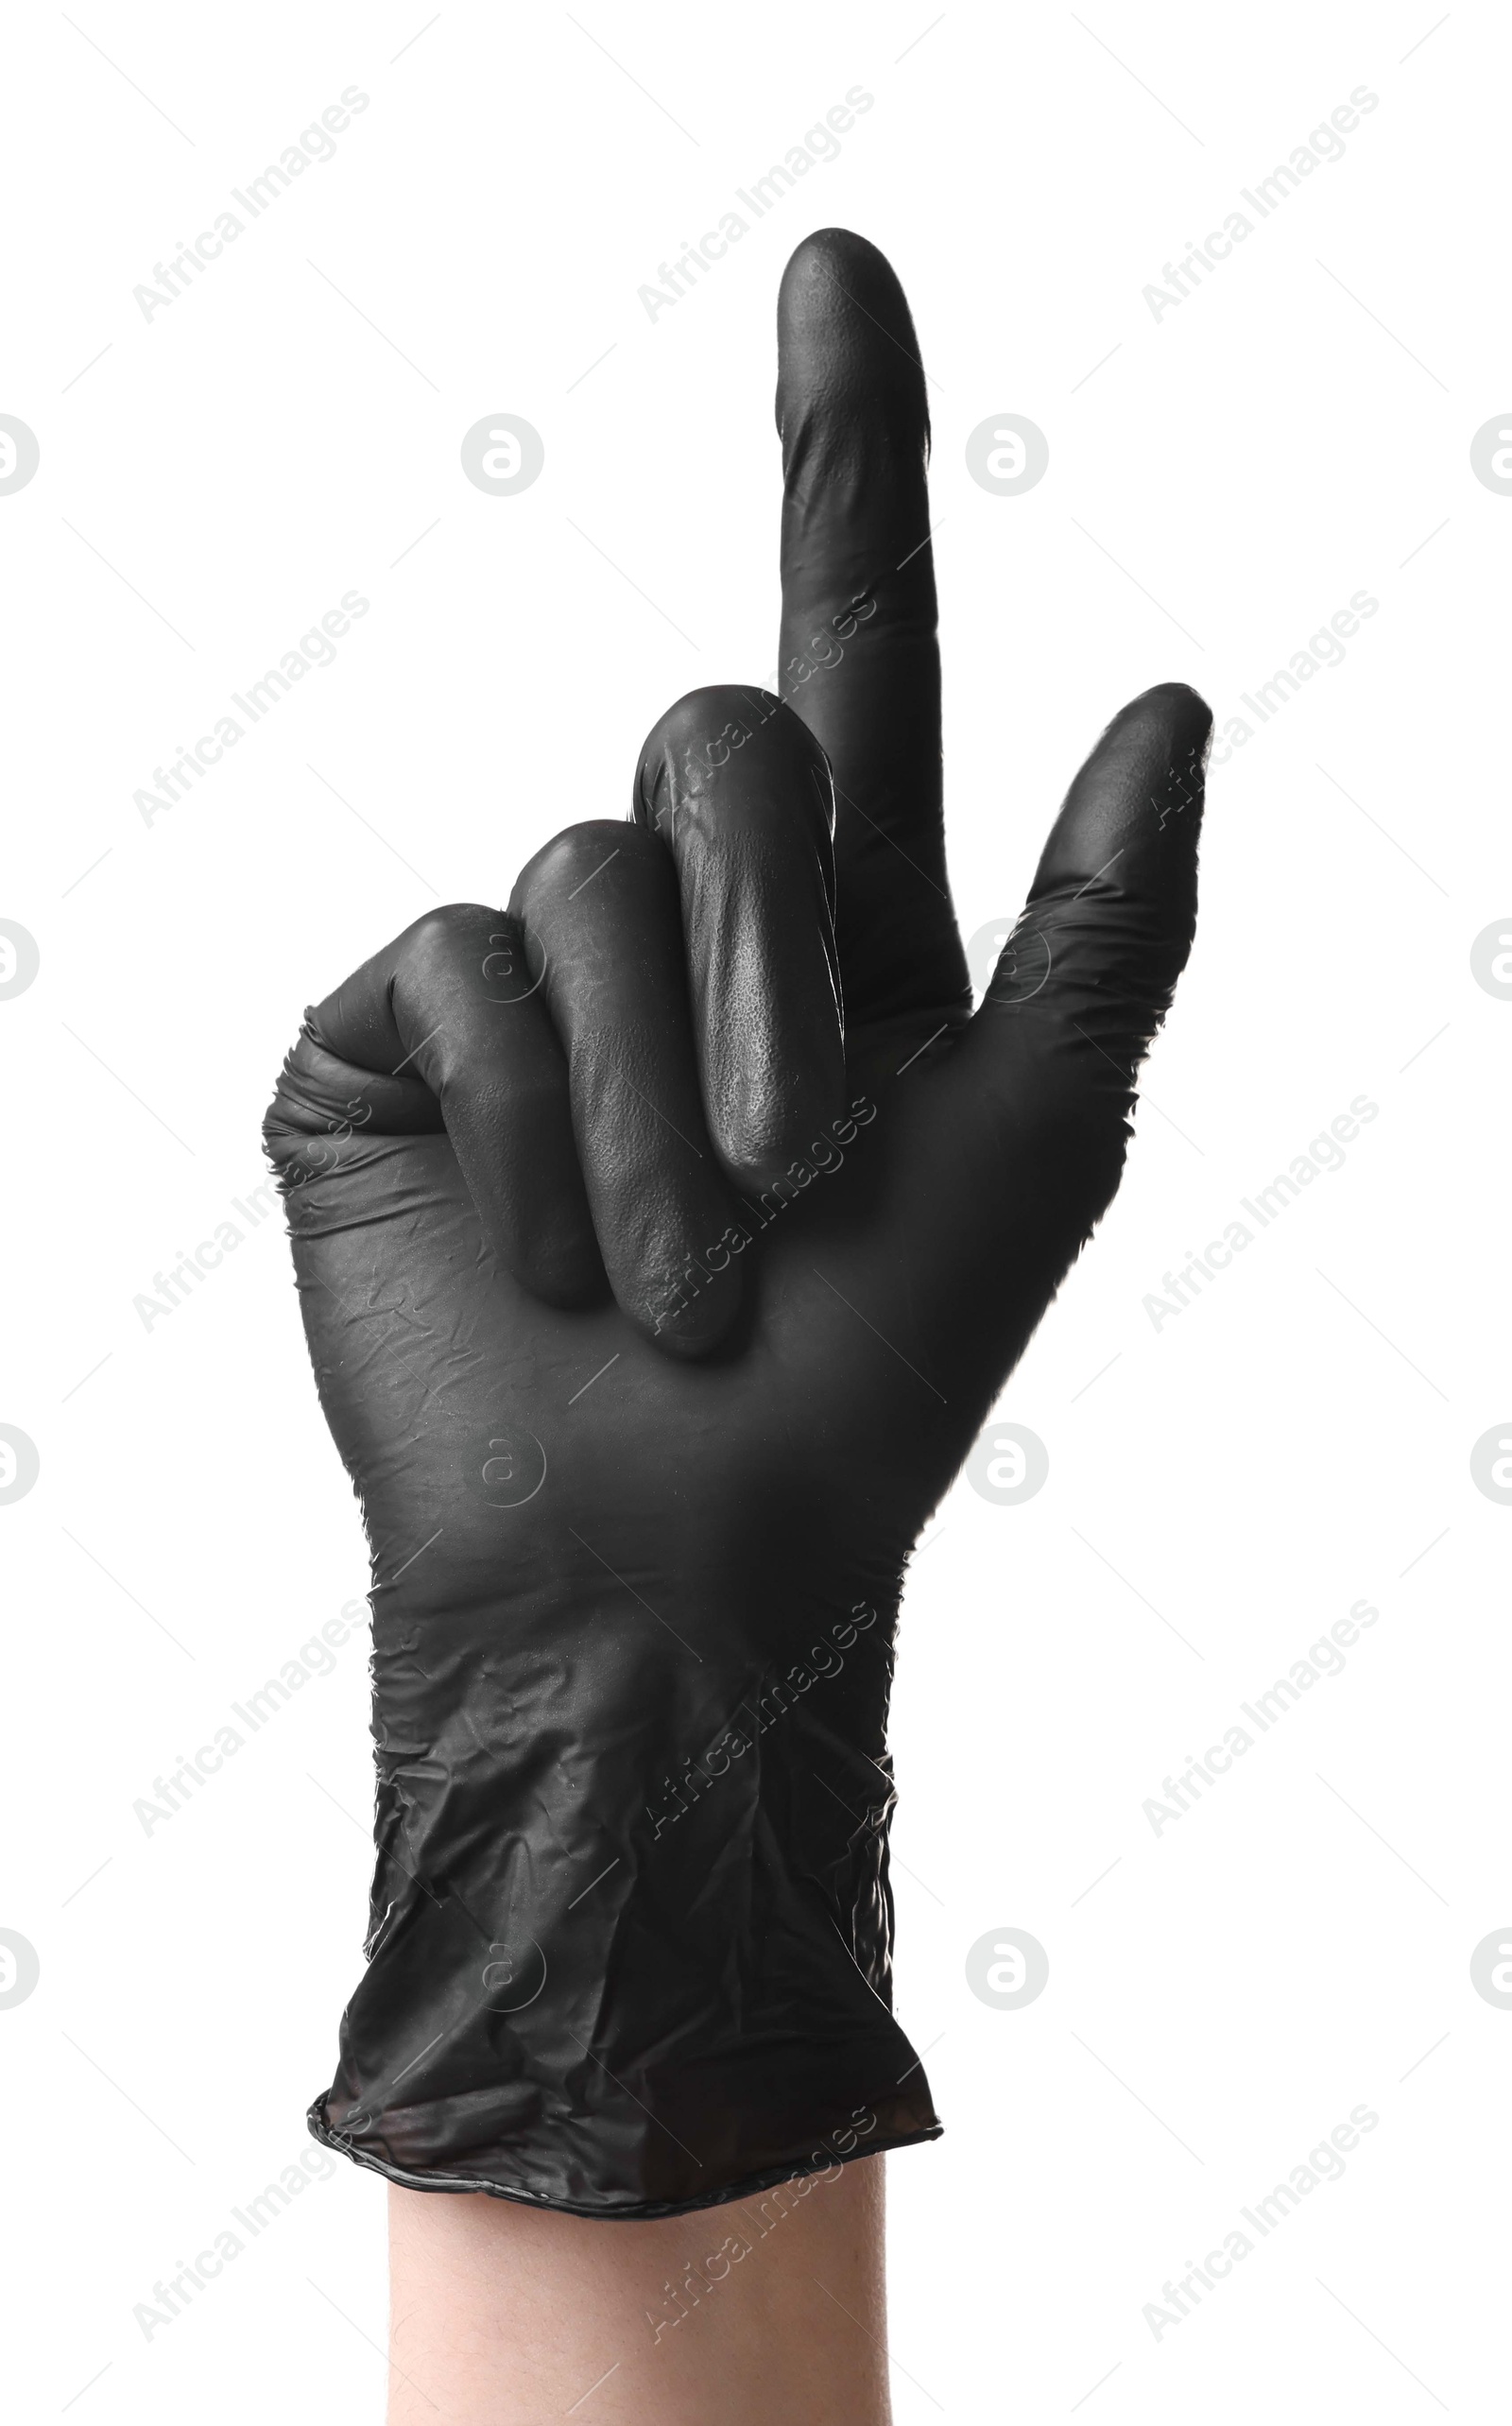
(387, 2153, 892, 2425)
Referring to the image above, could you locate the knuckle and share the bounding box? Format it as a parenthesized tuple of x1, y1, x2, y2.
(642, 682, 769, 750)
(636, 687, 832, 834)
(391, 904, 516, 1049)
(510, 821, 627, 916)
(404, 901, 500, 962)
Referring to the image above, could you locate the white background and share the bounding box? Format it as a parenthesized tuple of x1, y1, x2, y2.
(4, 1, 1507, 2417)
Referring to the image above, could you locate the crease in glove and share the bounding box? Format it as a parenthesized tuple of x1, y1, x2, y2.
(266, 226, 1210, 2225)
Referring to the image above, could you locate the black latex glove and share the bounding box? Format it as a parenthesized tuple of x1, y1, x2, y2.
(265, 229, 1210, 2220)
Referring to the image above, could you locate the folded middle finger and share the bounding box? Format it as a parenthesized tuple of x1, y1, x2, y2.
(632, 683, 845, 1186)
(510, 819, 742, 1355)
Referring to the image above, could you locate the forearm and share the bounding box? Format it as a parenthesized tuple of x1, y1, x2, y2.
(387, 2155, 891, 2424)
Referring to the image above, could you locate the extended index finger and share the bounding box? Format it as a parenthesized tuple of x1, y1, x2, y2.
(777, 228, 967, 1033)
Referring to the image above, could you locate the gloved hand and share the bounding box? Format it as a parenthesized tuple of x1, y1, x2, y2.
(265, 228, 1210, 2220)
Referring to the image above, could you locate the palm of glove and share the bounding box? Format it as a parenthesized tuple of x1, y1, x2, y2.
(263, 231, 1209, 2216)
